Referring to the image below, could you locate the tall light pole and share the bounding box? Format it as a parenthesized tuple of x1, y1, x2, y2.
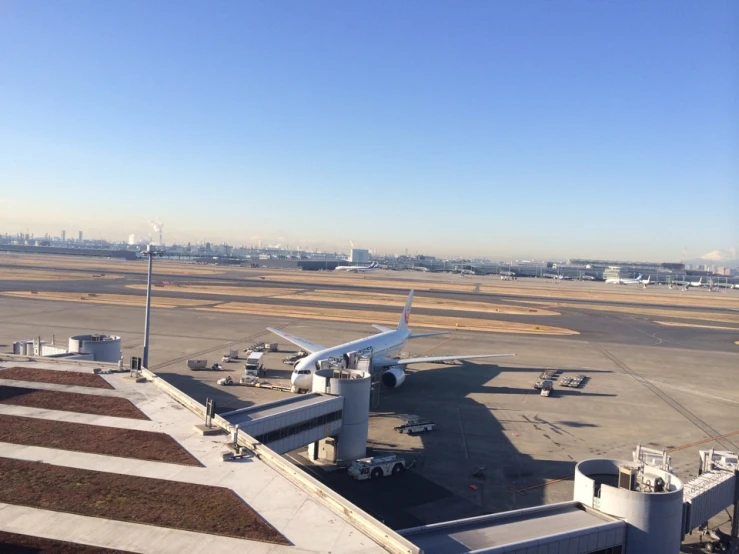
(142, 244, 164, 368)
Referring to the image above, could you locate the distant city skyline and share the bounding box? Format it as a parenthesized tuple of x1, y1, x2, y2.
(1, 223, 736, 265)
(1, 2, 737, 261)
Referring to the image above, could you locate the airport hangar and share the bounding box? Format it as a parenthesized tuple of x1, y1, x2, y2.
(0, 335, 737, 553)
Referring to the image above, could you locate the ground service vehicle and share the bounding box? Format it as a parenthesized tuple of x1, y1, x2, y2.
(394, 417, 437, 434)
(348, 455, 407, 480)
(283, 350, 309, 365)
(540, 379, 553, 397)
(245, 352, 265, 376)
(187, 359, 208, 370)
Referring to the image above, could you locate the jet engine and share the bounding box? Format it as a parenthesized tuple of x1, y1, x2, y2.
(381, 366, 406, 388)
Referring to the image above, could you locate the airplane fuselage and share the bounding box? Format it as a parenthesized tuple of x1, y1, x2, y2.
(334, 262, 378, 272)
(291, 329, 409, 390)
(605, 274, 642, 285)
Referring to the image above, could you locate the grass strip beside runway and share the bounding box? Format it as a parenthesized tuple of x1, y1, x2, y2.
(126, 284, 560, 316)
(0, 269, 120, 281)
(1, 291, 213, 308)
(197, 303, 578, 335)
(257, 273, 739, 310)
(654, 321, 739, 331)
(514, 301, 739, 325)
(126, 284, 302, 297)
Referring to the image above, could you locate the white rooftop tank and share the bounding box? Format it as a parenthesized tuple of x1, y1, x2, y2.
(68, 334, 121, 363)
(312, 368, 370, 461)
(574, 458, 684, 553)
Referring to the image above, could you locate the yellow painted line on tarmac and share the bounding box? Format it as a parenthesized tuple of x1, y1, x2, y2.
(654, 321, 739, 331)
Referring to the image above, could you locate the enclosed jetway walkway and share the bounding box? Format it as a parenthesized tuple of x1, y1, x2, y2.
(400, 502, 626, 554)
(221, 393, 343, 454)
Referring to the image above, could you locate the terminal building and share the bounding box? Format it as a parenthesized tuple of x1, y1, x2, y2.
(350, 248, 371, 264)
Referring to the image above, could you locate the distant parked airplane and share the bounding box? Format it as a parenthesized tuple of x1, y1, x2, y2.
(605, 274, 643, 285)
(268, 290, 514, 392)
(334, 262, 379, 272)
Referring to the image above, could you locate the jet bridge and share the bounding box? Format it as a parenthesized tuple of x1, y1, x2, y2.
(221, 394, 344, 455)
(682, 449, 739, 537)
(221, 348, 374, 457)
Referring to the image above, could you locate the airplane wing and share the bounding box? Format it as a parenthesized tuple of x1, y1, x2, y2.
(391, 353, 515, 366)
(409, 332, 450, 339)
(266, 327, 325, 354)
(372, 324, 394, 333)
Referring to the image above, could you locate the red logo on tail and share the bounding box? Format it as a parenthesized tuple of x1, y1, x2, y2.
(404, 307, 411, 324)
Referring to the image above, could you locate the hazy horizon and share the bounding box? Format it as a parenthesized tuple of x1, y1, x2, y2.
(1, 2, 737, 261)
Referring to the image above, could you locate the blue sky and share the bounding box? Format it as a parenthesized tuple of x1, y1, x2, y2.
(1, 1, 737, 260)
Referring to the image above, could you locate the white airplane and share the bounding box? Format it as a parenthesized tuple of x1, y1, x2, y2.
(268, 291, 514, 391)
(605, 274, 643, 285)
(687, 277, 703, 288)
(640, 276, 652, 286)
(334, 261, 379, 272)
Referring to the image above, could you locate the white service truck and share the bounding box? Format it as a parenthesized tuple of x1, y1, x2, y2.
(394, 417, 437, 434)
(244, 352, 265, 377)
(222, 349, 239, 362)
(348, 455, 407, 481)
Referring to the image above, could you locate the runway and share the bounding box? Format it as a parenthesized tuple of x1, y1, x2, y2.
(0, 269, 736, 353)
(0, 260, 737, 314)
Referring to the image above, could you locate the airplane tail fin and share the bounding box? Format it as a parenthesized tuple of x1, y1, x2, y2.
(398, 290, 413, 331)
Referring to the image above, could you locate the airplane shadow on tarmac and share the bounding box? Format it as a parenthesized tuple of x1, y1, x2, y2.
(317, 361, 615, 530)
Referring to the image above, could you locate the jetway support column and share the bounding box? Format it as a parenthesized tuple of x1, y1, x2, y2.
(732, 468, 739, 551)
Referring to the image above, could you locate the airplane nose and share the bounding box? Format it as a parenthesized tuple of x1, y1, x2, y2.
(290, 372, 310, 390)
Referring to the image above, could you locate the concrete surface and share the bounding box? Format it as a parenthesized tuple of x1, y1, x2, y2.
(0, 360, 389, 554)
(1, 259, 738, 552)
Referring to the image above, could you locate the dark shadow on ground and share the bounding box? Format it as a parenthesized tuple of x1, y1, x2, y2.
(155, 372, 253, 414)
(0, 385, 35, 401)
(291, 361, 585, 530)
(556, 421, 599, 428)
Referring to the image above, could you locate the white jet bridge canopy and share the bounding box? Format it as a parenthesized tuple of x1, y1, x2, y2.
(220, 393, 343, 454)
(400, 501, 626, 554)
